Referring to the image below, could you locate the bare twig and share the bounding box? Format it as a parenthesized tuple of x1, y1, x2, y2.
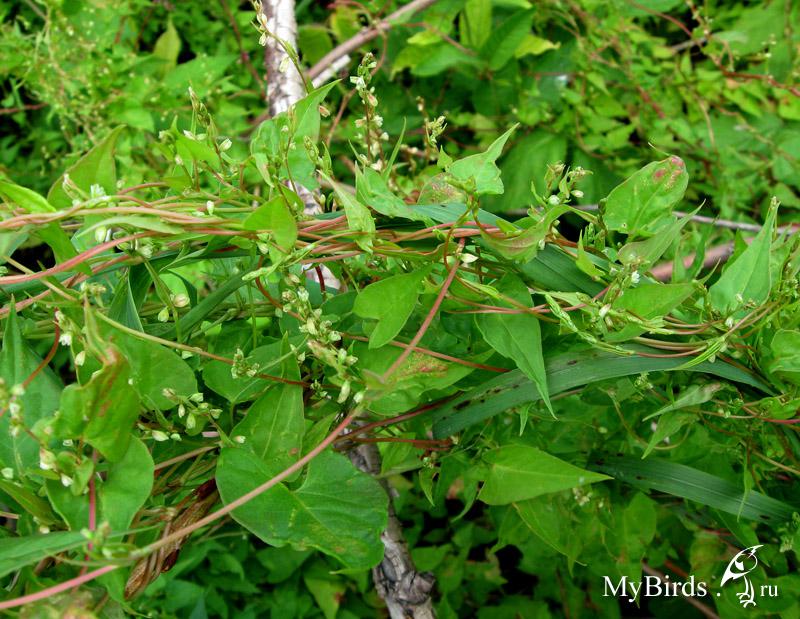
(219, 0, 266, 98)
(641, 563, 720, 619)
(307, 0, 439, 81)
(0, 102, 46, 116)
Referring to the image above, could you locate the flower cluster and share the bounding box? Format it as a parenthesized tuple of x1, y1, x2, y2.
(161, 388, 222, 434)
(279, 274, 364, 404)
(0, 379, 25, 438)
(535, 163, 589, 208)
(351, 54, 388, 168)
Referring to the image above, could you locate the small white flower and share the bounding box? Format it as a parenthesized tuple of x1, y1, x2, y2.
(630, 271, 640, 284)
(305, 319, 317, 336)
(172, 293, 190, 308)
(337, 380, 351, 404)
(234, 435, 246, 444)
(60, 474, 74, 487)
(74, 350, 86, 367)
(151, 430, 169, 442)
(572, 190, 584, 198)
(39, 450, 56, 471)
(59, 332, 73, 347)
(548, 195, 561, 205)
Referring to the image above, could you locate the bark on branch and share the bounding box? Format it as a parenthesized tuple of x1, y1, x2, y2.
(258, 2, 437, 615)
(348, 441, 436, 619)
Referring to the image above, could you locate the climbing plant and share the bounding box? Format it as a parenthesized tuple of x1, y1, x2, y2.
(1, 1, 800, 617)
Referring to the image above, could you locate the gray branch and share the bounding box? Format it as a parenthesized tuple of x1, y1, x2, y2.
(258, 2, 436, 615)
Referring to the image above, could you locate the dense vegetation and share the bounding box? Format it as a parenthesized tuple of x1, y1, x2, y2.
(1, 0, 799, 617)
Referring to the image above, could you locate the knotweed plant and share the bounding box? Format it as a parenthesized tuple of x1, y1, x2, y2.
(1, 51, 800, 618)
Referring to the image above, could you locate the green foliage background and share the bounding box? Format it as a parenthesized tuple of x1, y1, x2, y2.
(0, 0, 799, 617)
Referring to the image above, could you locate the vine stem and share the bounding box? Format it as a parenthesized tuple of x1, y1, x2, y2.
(0, 232, 150, 285)
(0, 566, 119, 611)
(0, 409, 362, 611)
(382, 239, 465, 380)
(138, 408, 361, 556)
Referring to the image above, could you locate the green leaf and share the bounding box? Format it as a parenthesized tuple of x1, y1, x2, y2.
(251, 82, 338, 190)
(159, 263, 255, 340)
(0, 479, 58, 524)
(475, 275, 551, 412)
(100, 437, 154, 531)
(592, 455, 797, 523)
(515, 35, 559, 58)
(47, 126, 126, 209)
(769, 329, 800, 385)
(0, 531, 87, 578)
(514, 498, 576, 559)
(708, 201, 777, 314)
(353, 267, 429, 348)
(46, 437, 153, 532)
(232, 339, 304, 475)
(323, 175, 375, 252)
(0, 306, 62, 471)
(430, 346, 769, 437)
(360, 344, 485, 415)
(481, 10, 534, 70)
(459, 0, 492, 49)
(243, 196, 299, 263)
(478, 444, 610, 505)
(481, 205, 569, 262)
(0, 180, 78, 265)
(102, 323, 197, 410)
(642, 412, 694, 459)
(216, 448, 387, 571)
(356, 167, 427, 222)
(601, 156, 688, 237)
(203, 337, 302, 404)
(52, 347, 140, 462)
(609, 282, 696, 341)
(175, 134, 219, 166)
(486, 131, 568, 210)
(617, 211, 693, 269)
(0, 180, 52, 213)
(153, 18, 181, 71)
(108, 273, 144, 331)
(449, 126, 517, 196)
(613, 282, 696, 318)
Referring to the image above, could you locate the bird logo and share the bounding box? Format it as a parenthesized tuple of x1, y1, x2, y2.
(720, 545, 763, 607)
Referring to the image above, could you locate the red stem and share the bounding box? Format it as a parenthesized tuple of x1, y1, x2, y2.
(382, 241, 464, 381)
